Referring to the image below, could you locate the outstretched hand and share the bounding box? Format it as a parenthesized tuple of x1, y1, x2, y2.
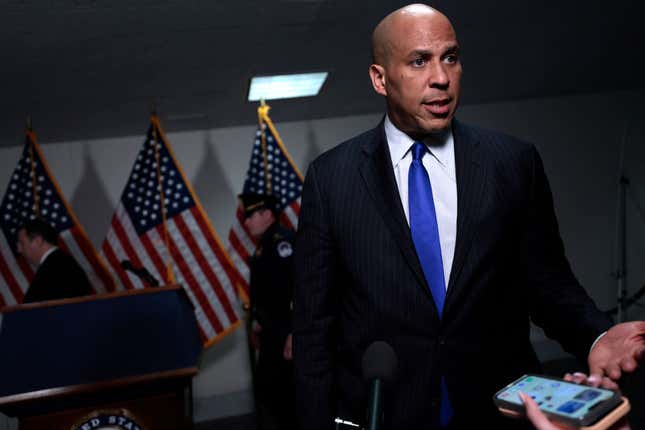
(520, 373, 628, 430)
(588, 321, 645, 380)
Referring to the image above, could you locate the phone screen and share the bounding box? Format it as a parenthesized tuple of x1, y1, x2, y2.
(495, 375, 616, 421)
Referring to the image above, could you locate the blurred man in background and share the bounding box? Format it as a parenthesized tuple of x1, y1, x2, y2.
(241, 193, 296, 430)
(17, 218, 92, 303)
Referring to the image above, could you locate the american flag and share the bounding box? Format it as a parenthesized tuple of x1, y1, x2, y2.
(227, 105, 304, 303)
(0, 129, 114, 306)
(101, 115, 241, 345)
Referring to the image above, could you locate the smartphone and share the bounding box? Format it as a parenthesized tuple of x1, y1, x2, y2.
(494, 374, 626, 428)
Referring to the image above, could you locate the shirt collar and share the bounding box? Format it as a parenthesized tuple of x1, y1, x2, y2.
(39, 246, 58, 266)
(384, 115, 455, 172)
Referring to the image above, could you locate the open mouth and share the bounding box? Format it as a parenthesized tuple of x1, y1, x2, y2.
(423, 99, 451, 116)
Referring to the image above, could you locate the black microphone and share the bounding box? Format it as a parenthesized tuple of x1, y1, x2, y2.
(120, 260, 160, 287)
(362, 341, 397, 430)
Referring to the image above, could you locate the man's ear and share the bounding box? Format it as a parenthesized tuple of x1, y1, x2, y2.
(369, 64, 387, 96)
(33, 235, 45, 248)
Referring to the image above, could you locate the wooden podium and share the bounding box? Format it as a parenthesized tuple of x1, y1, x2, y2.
(0, 285, 203, 430)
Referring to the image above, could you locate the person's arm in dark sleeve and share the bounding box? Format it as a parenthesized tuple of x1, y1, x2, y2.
(293, 162, 339, 430)
(520, 145, 612, 362)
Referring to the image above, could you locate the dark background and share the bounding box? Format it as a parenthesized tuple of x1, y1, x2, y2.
(1, 0, 643, 145)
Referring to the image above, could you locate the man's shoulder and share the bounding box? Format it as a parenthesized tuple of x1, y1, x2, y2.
(456, 120, 535, 156)
(46, 248, 78, 265)
(261, 224, 295, 260)
(41, 249, 85, 275)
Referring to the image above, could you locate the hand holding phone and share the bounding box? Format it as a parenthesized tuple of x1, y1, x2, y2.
(520, 392, 630, 430)
(494, 374, 630, 430)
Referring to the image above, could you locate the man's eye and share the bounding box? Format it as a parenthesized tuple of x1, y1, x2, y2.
(412, 58, 426, 67)
(444, 54, 458, 64)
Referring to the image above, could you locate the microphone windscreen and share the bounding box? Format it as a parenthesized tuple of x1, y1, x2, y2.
(362, 341, 397, 382)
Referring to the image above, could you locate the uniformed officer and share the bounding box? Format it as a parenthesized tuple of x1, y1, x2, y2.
(240, 193, 296, 430)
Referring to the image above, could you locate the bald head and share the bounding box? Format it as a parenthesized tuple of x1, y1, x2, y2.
(372, 4, 453, 66)
(368, 3, 462, 136)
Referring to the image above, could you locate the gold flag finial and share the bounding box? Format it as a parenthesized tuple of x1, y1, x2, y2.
(257, 102, 272, 194)
(258, 100, 270, 118)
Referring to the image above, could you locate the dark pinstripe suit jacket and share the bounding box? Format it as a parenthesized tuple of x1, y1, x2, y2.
(293, 119, 612, 430)
(22, 248, 93, 303)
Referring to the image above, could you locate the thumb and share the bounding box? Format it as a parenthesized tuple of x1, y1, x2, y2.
(520, 392, 556, 430)
(588, 355, 604, 378)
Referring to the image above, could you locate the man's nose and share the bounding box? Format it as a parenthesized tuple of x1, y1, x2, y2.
(428, 60, 449, 88)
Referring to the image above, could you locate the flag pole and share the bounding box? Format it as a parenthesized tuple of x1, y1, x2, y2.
(151, 113, 176, 284)
(257, 99, 272, 195)
(25, 116, 40, 217)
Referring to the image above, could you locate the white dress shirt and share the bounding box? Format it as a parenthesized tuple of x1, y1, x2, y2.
(384, 116, 457, 288)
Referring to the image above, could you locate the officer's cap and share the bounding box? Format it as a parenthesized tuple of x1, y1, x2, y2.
(238, 193, 279, 218)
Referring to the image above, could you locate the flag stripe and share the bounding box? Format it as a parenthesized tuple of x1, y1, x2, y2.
(190, 206, 245, 297)
(118, 208, 165, 286)
(228, 232, 250, 267)
(102, 227, 140, 290)
(279, 212, 295, 231)
(101, 240, 137, 290)
(147, 224, 219, 340)
(145, 228, 176, 286)
(139, 232, 168, 286)
(67, 226, 114, 292)
(168, 218, 233, 328)
(228, 234, 250, 278)
(233, 207, 257, 255)
(158, 223, 224, 334)
(57, 241, 74, 261)
(105, 227, 144, 290)
(226, 239, 250, 298)
(228, 214, 254, 293)
(59, 230, 97, 293)
(177, 282, 211, 341)
(228, 238, 252, 284)
(180, 210, 238, 322)
(0, 251, 20, 305)
(111, 215, 147, 285)
(287, 200, 300, 226)
(0, 231, 29, 298)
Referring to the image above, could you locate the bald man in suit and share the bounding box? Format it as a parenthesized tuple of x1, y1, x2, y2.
(293, 4, 645, 430)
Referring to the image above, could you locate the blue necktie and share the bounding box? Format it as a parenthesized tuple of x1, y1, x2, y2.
(408, 141, 453, 427)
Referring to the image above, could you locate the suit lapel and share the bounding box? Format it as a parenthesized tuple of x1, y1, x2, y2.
(358, 123, 433, 301)
(444, 120, 487, 315)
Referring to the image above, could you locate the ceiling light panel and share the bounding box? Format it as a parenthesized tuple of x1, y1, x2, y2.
(247, 72, 328, 101)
